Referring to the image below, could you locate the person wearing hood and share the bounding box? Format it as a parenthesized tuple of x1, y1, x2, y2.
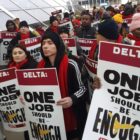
(7, 20, 36, 58)
(0, 20, 18, 49)
(6, 20, 18, 32)
(37, 31, 87, 140)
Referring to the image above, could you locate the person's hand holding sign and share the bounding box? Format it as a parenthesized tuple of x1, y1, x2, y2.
(57, 97, 73, 108)
(92, 76, 102, 90)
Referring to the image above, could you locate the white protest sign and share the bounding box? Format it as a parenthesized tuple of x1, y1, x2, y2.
(82, 41, 140, 140)
(19, 36, 42, 62)
(16, 68, 67, 140)
(0, 68, 27, 132)
(77, 38, 97, 56)
(0, 32, 17, 66)
(59, 19, 74, 35)
(63, 38, 77, 56)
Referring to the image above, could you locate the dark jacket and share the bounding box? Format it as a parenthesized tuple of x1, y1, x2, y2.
(67, 58, 87, 138)
(76, 25, 96, 39)
(38, 57, 87, 138)
(7, 32, 36, 58)
(8, 57, 37, 140)
(19, 59, 37, 69)
(8, 58, 37, 70)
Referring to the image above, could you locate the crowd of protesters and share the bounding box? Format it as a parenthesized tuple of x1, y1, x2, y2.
(0, 2, 140, 140)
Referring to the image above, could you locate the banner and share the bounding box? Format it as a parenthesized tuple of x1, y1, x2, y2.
(16, 68, 67, 140)
(51, 10, 62, 15)
(0, 68, 27, 132)
(0, 32, 17, 66)
(63, 38, 77, 56)
(82, 41, 140, 140)
(19, 36, 42, 62)
(77, 38, 97, 56)
(59, 19, 74, 35)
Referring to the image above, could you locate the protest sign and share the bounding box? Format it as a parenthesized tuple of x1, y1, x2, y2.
(0, 68, 27, 132)
(19, 36, 42, 62)
(16, 68, 67, 140)
(0, 32, 16, 66)
(59, 19, 74, 35)
(63, 38, 77, 55)
(77, 38, 96, 56)
(83, 41, 140, 140)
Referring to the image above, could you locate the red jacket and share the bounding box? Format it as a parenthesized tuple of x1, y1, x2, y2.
(127, 33, 140, 46)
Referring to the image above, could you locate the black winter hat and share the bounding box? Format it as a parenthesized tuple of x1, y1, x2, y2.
(19, 20, 29, 28)
(58, 26, 69, 35)
(41, 31, 65, 68)
(98, 19, 119, 40)
(50, 16, 58, 24)
(42, 31, 61, 49)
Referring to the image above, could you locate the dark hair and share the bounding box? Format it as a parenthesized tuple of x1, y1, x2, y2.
(120, 22, 129, 36)
(6, 20, 17, 31)
(64, 12, 70, 18)
(123, 3, 134, 16)
(81, 10, 93, 20)
(98, 19, 119, 40)
(49, 16, 58, 24)
(19, 20, 29, 28)
(9, 44, 32, 63)
(106, 6, 116, 13)
(58, 26, 70, 35)
(41, 31, 66, 69)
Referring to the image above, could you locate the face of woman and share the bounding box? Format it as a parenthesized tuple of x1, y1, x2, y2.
(12, 48, 27, 63)
(7, 23, 15, 32)
(42, 39, 57, 57)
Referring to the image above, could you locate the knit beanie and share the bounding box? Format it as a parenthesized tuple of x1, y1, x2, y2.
(50, 16, 58, 24)
(129, 13, 140, 32)
(58, 26, 69, 35)
(113, 14, 123, 23)
(41, 31, 65, 65)
(42, 31, 61, 49)
(19, 21, 29, 28)
(98, 19, 119, 40)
